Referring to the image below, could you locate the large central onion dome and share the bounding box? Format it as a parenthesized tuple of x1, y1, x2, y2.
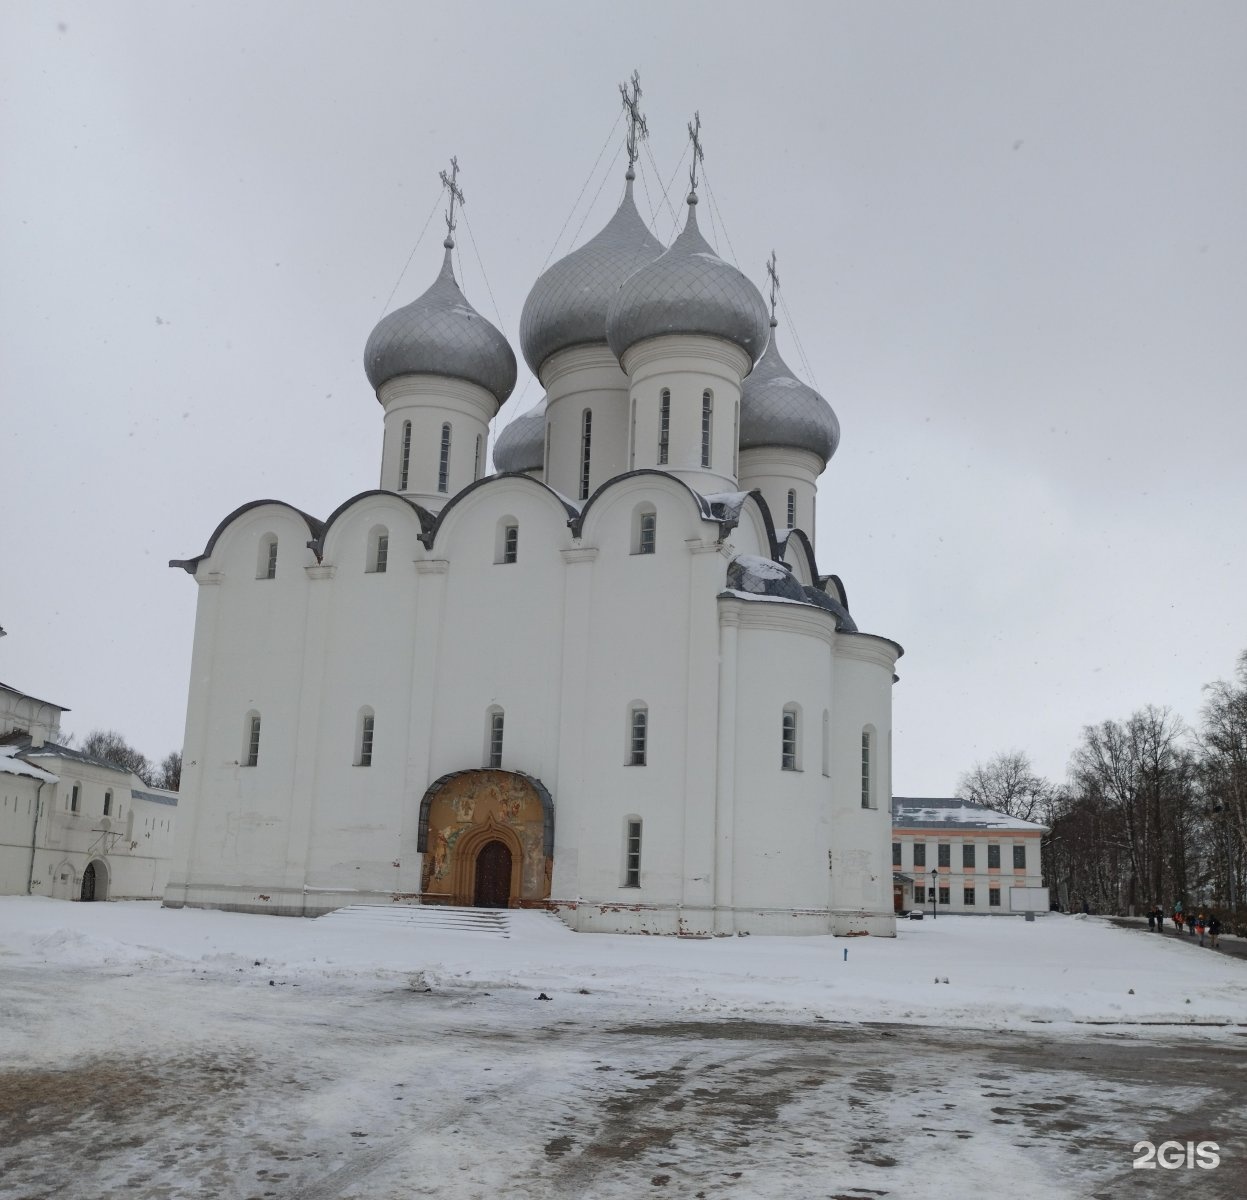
(605, 194, 770, 364)
(364, 241, 517, 407)
(493, 398, 546, 473)
(519, 172, 665, 378)
(739, 319, 840, 464)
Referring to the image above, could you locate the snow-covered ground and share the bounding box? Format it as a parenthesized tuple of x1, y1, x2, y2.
(1, 899, 1243, 1199)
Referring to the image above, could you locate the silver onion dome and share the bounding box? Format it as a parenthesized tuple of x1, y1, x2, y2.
(739, 321, 840, 464)
(519, 174, 664, 378)
(605, 195, 770, 364)
(493, 398, 546, 473)
(364, 242, 517, 407)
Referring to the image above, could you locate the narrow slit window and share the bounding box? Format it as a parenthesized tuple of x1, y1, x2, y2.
(70, 784, 80, 813)
(787, 489, 796, 528)
(700, 389, 713, 468)
(245, 714, 261, 768)
(860, 730, 872, 807)
(624, 819, 642, 887)
(474, 434, 483, 481)
(503, 524, 518, 564)
(629, 706, 648, 766)
(580, 409, 593, 500)
(638, 511, 656, 555)
(357, 712, 375, 767)
(438, 423, 452, 493)
(103, 791, 112, 816)
(367, 527, 389, 574)
(782, 708, 798, 771)
(258, 535, 278, 580)
(488, 710, 504, 769)
(658, 389, 670, 465)
(399, 421, 412, 491)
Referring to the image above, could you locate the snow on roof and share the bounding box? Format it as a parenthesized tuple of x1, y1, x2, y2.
(892, 796, 1048, 832)
(0, 680, 70, 713)
(0, 744, 59, 784)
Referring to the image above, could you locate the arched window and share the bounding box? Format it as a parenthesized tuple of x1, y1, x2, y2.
(243, 712, 262, 767)
(486, 707, 504, 769)
(580, 408, 593, 500)
(861, 726, 876, 808)
(474, 434, 483, 481)
(623, 817, 642, 887)
(495, 516, 519, 564)
(627, 704, 648, 766)
(398, 420, 412, 491)
(781, 704, 800, 771)
(366, 526, 389, 574)
(658, 388, 671, 465)
(356, 707, 375, 767)
(632, 505, 656, 555)
(787, 489, 796, 529)
(438, 422, 452, 493)
(700, 389, 713, 468)
(257, 534, 278, 580)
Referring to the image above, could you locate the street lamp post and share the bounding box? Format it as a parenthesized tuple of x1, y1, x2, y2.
(931, 868, 938, 921)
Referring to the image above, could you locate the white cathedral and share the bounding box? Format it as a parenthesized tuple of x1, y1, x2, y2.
(165, 106, 903, 936)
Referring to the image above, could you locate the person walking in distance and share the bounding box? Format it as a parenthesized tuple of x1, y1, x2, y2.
(1208, 913, 1222, 950)
(1195, 912, 1207, 946)
(1173, 906, 1184, 934)
(1148, 907, 1156, 931)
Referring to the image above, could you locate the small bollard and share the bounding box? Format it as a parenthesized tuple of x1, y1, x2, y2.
(843, 948, 848, 962)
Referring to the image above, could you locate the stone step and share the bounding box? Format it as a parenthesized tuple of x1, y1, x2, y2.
(318, 903, 568, 940)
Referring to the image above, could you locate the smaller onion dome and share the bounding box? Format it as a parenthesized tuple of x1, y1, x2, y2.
(605, 194, 770, 364)
(493, 398, 546, 473)
(364, 241, 517, 407)
(520, 172, 664, 378)
(739, 321, 840, 465)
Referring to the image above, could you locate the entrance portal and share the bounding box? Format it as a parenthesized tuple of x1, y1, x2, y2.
(473, 840, 513, 908)
(81, 862, 97, 902)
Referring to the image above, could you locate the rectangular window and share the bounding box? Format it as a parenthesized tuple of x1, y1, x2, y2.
(70, 784, 80, 813)
(580, 409, 593, 500)
(860, 731, 871, 807)
(245, 716, 261, 767)
(375, 534, 389, 574)
(892, 841, 901, 866)
(787, 489, 796, 528)
(937, 843, 950, 868)
(638, 511, 656, 555)
(399, 421, 411, 491)
(781, 710, 797, 770)
(700, 389, 713, 468)
(938, 886, 950, 905)
(503, 524, 518, 564)
(438, 423, 452, 493)
(913, 885, 926, 904)
(488, 712, 504, 769)
(265, 539, 278, 580)
(988, 844, 1000, 869)
(989, 888, 1001, 907)
(963, 887, 976, 906)
(624, 819, 642, 887)
(913, 842, 926, 868)
(1013, 844, 1026, 869)
(359, 715, 374, 767)
(962, 844, 975, 869)
(629, 708, 647, 766)
(658, 389, 670, 465)
(103, 791, 112, 816)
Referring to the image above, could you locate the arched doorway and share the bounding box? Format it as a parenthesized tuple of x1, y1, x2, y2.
(418, 770, 553, 908)
(81, 860, 107, 902)
(474, 840, 513, 908)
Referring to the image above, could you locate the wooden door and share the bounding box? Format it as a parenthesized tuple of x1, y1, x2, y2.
(473, 840, 512, 908)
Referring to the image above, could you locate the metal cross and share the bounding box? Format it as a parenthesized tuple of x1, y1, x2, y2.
(766, 250, 780, 323)
(439, 156, 465, 242)
(619, 71, 647, 171)
(687, 110, 704, 194)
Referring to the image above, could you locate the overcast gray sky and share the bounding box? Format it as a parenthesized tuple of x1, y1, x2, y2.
(2, 1, 1244, 793)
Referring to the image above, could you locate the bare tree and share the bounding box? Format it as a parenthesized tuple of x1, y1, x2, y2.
(957, 750, 1054, 823)
(80, 729, 152, 785)
(154, 750, 182, 792)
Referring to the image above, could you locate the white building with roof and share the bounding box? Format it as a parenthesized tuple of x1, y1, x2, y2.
(891, 797, 1048, 915)
(1, 680, 178, 901)
(165, 106, 904, 936)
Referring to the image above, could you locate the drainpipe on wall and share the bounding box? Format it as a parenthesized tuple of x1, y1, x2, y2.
(27, 780, 46, 894)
